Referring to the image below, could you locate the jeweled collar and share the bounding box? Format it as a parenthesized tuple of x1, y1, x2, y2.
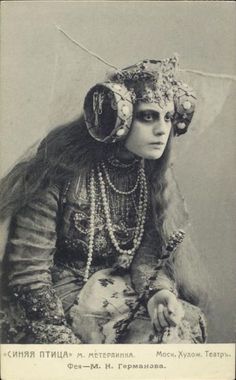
(106, 147, 141, 170)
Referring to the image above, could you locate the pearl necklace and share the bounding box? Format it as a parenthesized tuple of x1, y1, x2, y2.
(101, 161, 141, 195)
(107, 155, 140, 168)
(84, 168, 96, 282)
(84, 162, 148, 282)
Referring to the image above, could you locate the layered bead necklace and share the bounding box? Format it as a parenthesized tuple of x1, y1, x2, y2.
(84, 160, 148, 282)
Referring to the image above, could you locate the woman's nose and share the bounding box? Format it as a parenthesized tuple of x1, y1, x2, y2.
(153, 118, 166, 136)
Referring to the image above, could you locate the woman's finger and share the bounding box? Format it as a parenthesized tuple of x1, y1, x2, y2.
(157, 304, 169, 329)
(163, 306, 177, 327)
(151, 307, 162, 332)
(151, 306, 158, 326)
(153, 318, 162, 333)
(167, 298, 185, 324)
(166, 294, 178, 315)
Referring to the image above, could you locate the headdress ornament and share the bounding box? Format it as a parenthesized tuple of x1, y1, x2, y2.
(84, 55, 196, 143)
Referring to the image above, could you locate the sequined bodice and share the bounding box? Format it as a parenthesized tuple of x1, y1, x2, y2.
(56, 160, 146, 268)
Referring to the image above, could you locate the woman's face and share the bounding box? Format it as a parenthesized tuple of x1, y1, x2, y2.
(124, 101, 174, 160)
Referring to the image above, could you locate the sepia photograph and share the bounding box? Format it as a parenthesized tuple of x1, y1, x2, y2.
(0, 1, 235, 378)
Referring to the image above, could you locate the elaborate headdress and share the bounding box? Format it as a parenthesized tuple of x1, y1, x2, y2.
(84, 55, 196, 143)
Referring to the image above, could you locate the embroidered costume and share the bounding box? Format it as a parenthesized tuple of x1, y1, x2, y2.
(1, 56, 207, 344)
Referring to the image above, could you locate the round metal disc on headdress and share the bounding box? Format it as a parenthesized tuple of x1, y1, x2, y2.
(84, 83, 133, 143)
(172, 83, 197, 136)
(84, 58, 197, 142)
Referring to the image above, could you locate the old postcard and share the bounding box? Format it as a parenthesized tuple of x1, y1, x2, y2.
(0, 1, 235, 379)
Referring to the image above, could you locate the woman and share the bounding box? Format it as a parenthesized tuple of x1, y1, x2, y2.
(0, 56, 207, 344)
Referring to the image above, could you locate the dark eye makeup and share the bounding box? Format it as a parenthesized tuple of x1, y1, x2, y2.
(164, 111, 175, 122)
(135, 110, 174, 123)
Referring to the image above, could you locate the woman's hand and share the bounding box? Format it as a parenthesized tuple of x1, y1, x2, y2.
(147, 289, 184, 332)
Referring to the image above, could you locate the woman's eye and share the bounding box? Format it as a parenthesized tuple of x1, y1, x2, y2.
(164, 112, 173, 122)
(138, 112, 154, 122)
(143, 113, 153, 121)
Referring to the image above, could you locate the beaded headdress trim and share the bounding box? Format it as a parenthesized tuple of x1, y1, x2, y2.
(84, 56, 197, 143)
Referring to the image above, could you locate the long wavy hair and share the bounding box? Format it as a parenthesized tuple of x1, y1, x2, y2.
(0, 115, 171, 222)
(0, 115, 209, 309)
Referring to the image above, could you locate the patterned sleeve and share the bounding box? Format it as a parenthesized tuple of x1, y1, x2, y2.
(130, 222, 178, 301)
(6, 185, 80, 343)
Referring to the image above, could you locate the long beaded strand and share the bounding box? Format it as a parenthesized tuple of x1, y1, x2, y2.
(97, 161, 148, 256)
(84, 169, 96, 282)
(84, 163, 148, 281)
(101, 161, 141, 195)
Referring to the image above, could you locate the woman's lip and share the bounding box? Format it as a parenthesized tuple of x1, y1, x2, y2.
(149, 142, 164, 145)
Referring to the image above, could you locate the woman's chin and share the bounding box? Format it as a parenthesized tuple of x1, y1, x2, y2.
(124, 145, 165, 160)
(141, 151, 164, 160)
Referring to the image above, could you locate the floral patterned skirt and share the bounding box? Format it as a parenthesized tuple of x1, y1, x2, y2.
(69, 269, 207, 344)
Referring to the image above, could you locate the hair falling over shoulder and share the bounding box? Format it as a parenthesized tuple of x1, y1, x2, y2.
(145, 134, 211, 311)
(0, 115, 170, 220)
(0, 116, 100, 220)
(0, 118, 210, 310)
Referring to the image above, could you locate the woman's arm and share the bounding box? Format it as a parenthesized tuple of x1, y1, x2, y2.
(6, 185, 80, 343)
(131, 224, 184, 331)
(130, 224, 177, 297)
